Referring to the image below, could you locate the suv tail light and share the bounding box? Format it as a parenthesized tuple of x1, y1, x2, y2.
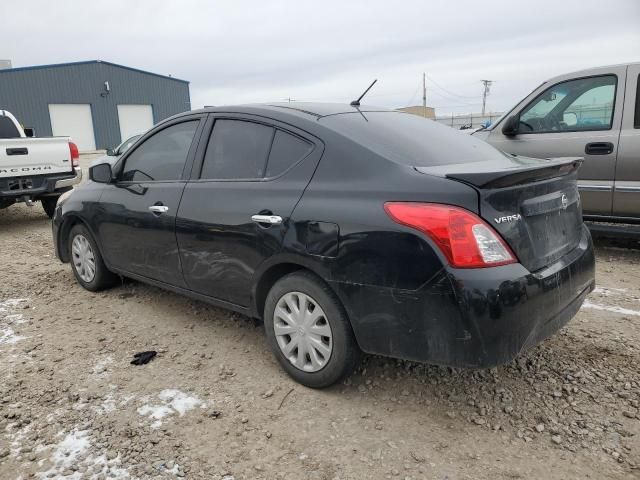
(384, 202, 517, 268)
(69, 142, 80, 168)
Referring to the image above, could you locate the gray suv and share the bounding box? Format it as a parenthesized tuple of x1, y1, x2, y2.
(474, 62, 640, 223)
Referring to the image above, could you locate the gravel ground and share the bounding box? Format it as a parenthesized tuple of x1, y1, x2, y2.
(1, 183, 639, 479)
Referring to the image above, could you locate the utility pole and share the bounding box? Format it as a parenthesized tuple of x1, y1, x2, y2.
(422, 72, 427, 117)
(480, 79, 492, 115)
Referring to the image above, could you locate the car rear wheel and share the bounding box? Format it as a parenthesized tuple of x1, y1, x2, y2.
(264, 271, 360, 388)
(68, 224, 117, 291)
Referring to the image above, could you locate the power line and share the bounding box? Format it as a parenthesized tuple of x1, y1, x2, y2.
(426, 75, 478, 99)
(427, 88, 481, 107)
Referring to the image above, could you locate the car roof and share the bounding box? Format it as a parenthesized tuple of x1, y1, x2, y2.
(550, 61, 639, 80)
(191, 102, 391, 120)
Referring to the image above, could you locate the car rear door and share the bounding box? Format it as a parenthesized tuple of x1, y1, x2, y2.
(176, 114, 322, 307)
(612, 64, 640, 219)
(484, 65, 626, 217)
(96, 115, 205, 286)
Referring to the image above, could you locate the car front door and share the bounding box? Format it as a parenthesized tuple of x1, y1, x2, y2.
(96, 116, 204, 286)
(176, 115, 322, 307)
(485, 66, 626, 217)
(612, 64, 640, 219)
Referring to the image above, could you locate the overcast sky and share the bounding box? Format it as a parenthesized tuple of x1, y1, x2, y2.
(2, 0, 639, 116)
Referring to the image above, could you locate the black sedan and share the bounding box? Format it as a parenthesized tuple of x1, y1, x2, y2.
(52, 103, 595, 388)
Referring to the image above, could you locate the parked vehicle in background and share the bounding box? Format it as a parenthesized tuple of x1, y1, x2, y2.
(106, 134, 142, 158)
(473, 62, 640, 223)
(52, 103, 595, 388)
(89, 134, 143, 170)
(0, 109, 82, 218)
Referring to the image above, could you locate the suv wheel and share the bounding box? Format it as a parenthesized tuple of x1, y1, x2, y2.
(264, 271, 360, 388)
(68, 224, 117, 291)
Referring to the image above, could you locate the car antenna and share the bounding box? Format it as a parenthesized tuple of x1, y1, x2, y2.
(350, 79, 377, 107)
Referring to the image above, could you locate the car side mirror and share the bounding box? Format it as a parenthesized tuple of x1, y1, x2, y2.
(106, 148, 116, 156)
(89, 163, 113, 183)
(23, 127, 35, 138)
(501, 116, 520, 137)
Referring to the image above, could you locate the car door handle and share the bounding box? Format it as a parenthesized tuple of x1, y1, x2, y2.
(585, 142, 614, 155)
(251, 214, 283, 225)
(148, 205, 169, 215)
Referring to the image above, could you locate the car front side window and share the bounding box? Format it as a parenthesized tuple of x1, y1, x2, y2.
(519, 75, 617, 133)
(120, 121, 198, 182)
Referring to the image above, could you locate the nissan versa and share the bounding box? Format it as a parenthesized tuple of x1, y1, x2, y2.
(52, 103, 595, 388)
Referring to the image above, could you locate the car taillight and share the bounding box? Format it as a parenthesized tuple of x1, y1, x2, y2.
(384, 202, 517, 268)
(69, 142, 80, 168)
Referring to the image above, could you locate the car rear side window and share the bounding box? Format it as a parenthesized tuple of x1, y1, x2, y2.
(265, 130, 313, 177)
(120, 121, 198, 182)
(635, 74, 640, 129)
(0, 116, 20, 138)
(200, 120, 274, 180)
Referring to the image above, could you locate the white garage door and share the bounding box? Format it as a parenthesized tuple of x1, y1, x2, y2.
(48, 104, 96, 152)
(117, 104, 154, 142)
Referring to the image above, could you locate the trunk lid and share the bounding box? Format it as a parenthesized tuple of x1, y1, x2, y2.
(416, 154, 584, 272)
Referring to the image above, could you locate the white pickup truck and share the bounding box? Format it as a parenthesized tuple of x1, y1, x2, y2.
(0, 110, 82, 218)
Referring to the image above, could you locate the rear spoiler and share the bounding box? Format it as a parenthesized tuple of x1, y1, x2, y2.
(415, 155, 583, 189)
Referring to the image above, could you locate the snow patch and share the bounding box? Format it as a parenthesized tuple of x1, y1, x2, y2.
(593, 286, 628, 296)
(0, 298, 29, 346)
(52, 430, 91, 465)
(0, 298, 28, 314)
(36, 429, 131, 479)
(138, 389, 206, 428)
(582, 300, 640, 317)
(92, 356, 113, 375)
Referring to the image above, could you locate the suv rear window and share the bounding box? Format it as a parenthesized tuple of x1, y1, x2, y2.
(0, 116, 20, 138)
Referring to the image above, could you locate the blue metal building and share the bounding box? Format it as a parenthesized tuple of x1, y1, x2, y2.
(0, 60, 190, 151)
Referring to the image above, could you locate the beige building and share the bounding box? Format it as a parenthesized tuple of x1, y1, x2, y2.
(396, 105, 435, 119)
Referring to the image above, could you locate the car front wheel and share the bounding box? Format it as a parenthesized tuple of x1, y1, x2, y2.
(68, 224, 117, 291)
(264, 271, 360, 388)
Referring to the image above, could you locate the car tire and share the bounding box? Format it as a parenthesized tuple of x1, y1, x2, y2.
(41, 196, 58, 219)
(68, 224, 117, 291)
(264, 271, 360, 388)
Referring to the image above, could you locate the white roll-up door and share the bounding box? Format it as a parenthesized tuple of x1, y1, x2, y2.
(117, 104, 154, 142)
(48, 104, 96, 152)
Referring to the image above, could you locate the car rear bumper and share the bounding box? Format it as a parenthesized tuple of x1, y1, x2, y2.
(331, 225, 595, 368)
(0, 169, 81, 200)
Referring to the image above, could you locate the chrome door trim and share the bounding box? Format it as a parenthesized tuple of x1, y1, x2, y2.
(578, 184, 613, 192)
(614, 181, 640, 193)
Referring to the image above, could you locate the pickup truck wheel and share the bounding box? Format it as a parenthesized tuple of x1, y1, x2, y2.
(41, 197, 58, 219)
(264, 271, 360, 388)
(68, 224, 117, 291)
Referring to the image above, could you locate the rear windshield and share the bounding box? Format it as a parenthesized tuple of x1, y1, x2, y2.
(0, 115, 20, 138)
(321, 111, 496, 166)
